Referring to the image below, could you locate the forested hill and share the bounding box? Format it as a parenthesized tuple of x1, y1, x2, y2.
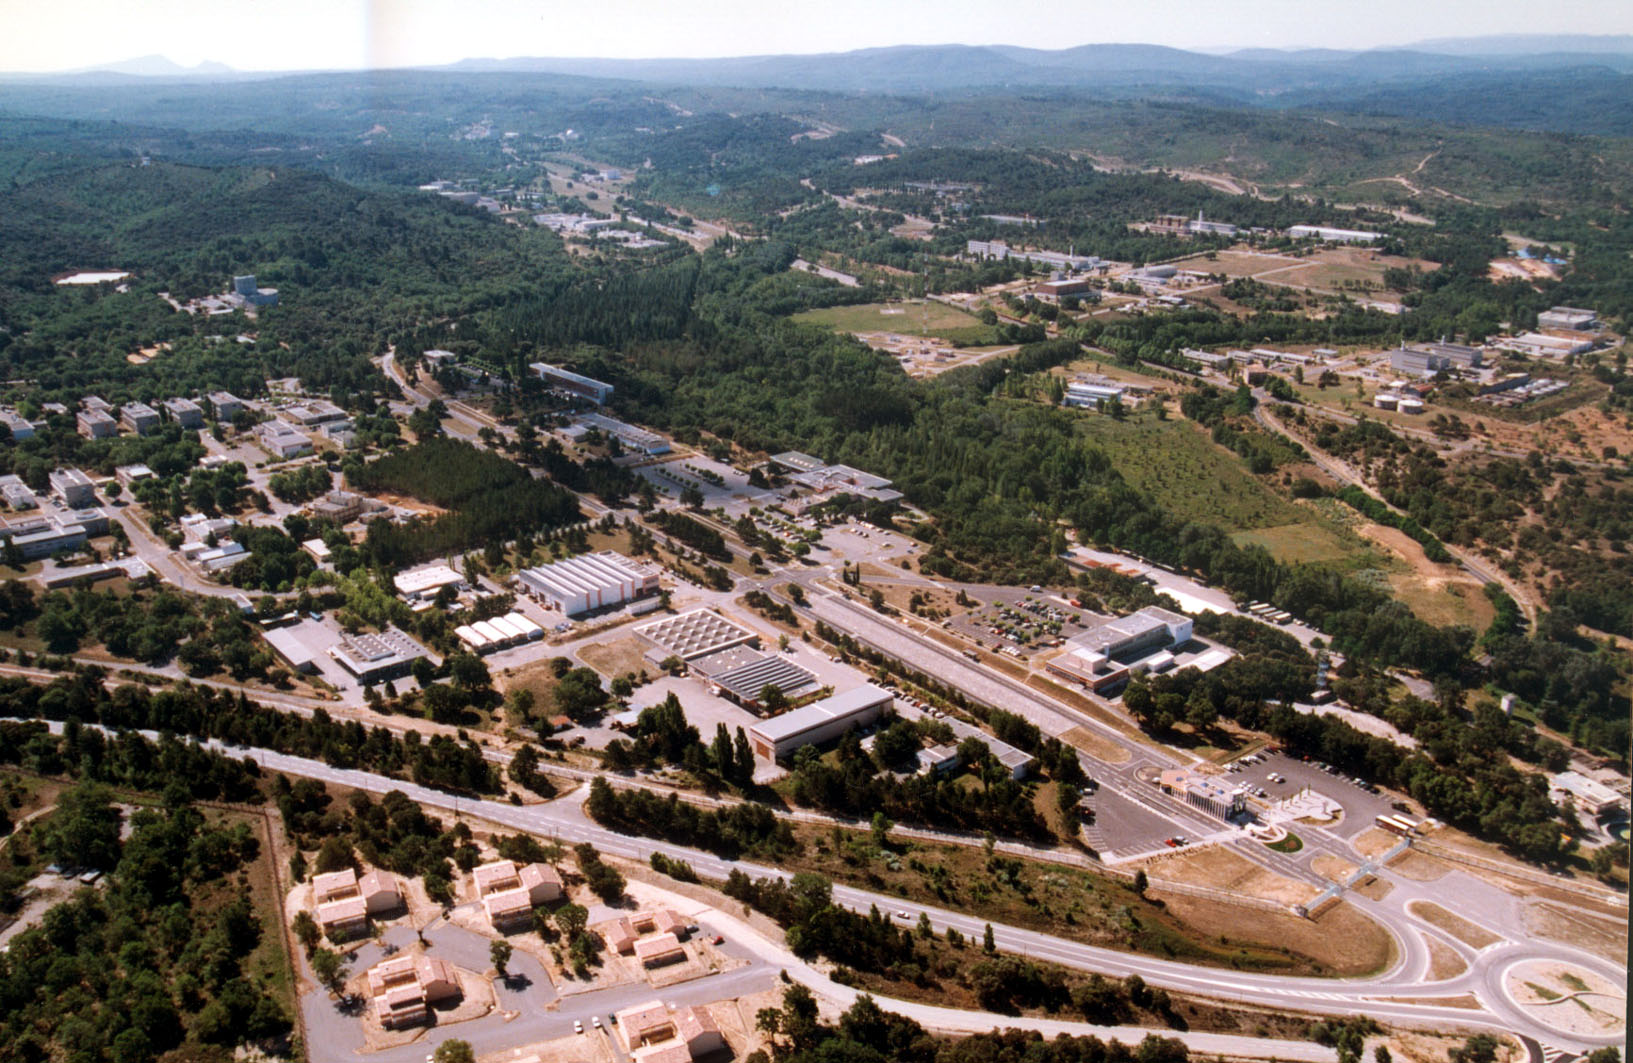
(0, 124, 580, 400)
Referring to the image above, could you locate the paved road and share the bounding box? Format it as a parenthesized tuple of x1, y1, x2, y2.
(70, 727, 1611, 1054)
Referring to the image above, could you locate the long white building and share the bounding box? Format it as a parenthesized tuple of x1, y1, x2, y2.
(516, 551, 659, 616)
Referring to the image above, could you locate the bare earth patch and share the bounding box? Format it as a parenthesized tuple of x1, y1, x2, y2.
(1520, 901, 1629, 965)
(1311, 853, 1358, 883)
(1351, 875, 1394, 901)
(1408, 901, 1500, 948)
(1060, 725, 1132, 765)
(1353, 826, 1403, 859)
(1386, 850, 1451, 881)
(1425, 936, 1469, 980)
(1144, 844, 1320, 906)
(1373, 994, 1482, 1009)
(576, 636, 650, 679)
(1155, 896, 1395, 978)
(1504, 959, 1627, 1038)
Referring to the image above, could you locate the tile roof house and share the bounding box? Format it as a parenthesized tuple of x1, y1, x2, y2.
(365, 954, 460, 1028)
(471, 859, 563, 928)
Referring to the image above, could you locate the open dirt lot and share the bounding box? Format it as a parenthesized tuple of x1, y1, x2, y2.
(1311, 853, 1358, 882)
(1426, 936, 1468, 980)
(1408, 901, 1500, 948)
(1060, 725, 1132, 765)
(1353, 827, 1401, 859)
(1154, 895, 1395, 978)
(1386, 849, 1451, 881)
(1357, 523, 1495, 630)
(1143, 845, 1321, 906)
(577, 636, 650, 680)
(1520, 901, 1629, 965)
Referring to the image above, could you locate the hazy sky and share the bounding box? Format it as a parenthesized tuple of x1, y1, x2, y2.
(4, 0, 1631, 72)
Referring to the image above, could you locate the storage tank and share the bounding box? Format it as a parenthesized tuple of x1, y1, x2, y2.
(1397, 396, 1425, 414)
(1374, 393, 1400, 411)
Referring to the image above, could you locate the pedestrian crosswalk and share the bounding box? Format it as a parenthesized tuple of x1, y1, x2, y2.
(1538, 1044, 1578, 1063)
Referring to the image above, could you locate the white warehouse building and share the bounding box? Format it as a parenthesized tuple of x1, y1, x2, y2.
(516, 551, 659, 616)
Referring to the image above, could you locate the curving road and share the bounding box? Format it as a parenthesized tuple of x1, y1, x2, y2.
(63, 725, 1616, 1055)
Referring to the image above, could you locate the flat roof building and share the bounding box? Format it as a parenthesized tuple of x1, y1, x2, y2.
(393, 563, 466, 600)
(1071, 606, 1193, 660)
(1390, 342, 1482, 378)
(49, 468, 97, 509)
(209, 391, 245, 422)
(1287, 225, 1381, 244)
(162, 397, 205, 429)
(635, 609, 759, 663)
(0, 409, 35, 441)
(1537, 306, 1598, 332)
(0, 514, 90, 560)
(697, 650, 819, 708)
(516, 550, 659, 616)
(282, 400, 348, 426)
(77, 408, 117, 439)
(329, 627, 431, 685)
(0, 475, 36, 510)
(1159, 768, 1246, 820)
(119, 402, 161, 436)
(575, 412, 669, 455)
(257, 419, 312, 459)
(1063, 382, 1127, 411)
(749, 684, 892, 761)
(529, 362, 614, 404)
(1495, 333, 1593, 359)
(1550, 771, 1624, 816)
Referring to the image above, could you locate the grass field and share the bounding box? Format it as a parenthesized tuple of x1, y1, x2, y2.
(1231, 523, 1356, 565)
(1074, 412, 1343, 542)
(794, 300, 985, 339)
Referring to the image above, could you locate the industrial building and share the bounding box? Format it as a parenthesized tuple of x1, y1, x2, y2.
(1046, 606, 1193, 692)
(1389, 342, 1483, 378)
(1286, 225, 1381, 244)
(328, 627, 431, 685)
(162, 397, 205, 429)
(1550, 771, 1624, 816)
(392, 563, 466, 600)
(1036, 276, 1097, 303)
(472, 859, 563, 928)
(1152, 212, 1237, 237)
(614, 1000, 727, 1063)
(49, 468, 97, 508)
(256, 419, 312, 459)
(1495, 332, 1593, 359)
(1158, 768, 1246, 820)
(772, 456, 902, 507)
(575, 412, 670, 455)
(281, 399, 348, 426)
(77, 408, 117, 439)
(1537, 306, 1598, 331)
(365, 954, 458, 1029)
(1183, 349, 1232, 369)
(691, 646, 820, 708)
(966, 240, 1102, 271)
(529, 362, 614, 404)
(515, 550, 659, 616)
(1063, 380, 1129, 411)
(635, 609, 759, 663)
(455, 612, 544, 654)
(748, 684, 892, 761)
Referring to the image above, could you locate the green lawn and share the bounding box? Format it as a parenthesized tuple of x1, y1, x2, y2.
(794, 300, 986, 338)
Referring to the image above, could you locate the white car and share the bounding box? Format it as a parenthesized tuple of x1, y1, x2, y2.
(574, 1020, 583, 1035)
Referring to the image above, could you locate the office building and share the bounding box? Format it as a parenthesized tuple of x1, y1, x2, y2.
(119, 402, 160, 436)
(256, 419, 312, 459)
(49, 468, 97, 509)
(162, 397, 205, 429)
(77, 409, 117, 439)
(748, 684, 892, 761)
(529, 362, 614, 404)
(516, 550, 659, 616)
(209, 391, 245, 422)
(0, 514, 89, 560)
(1159, 768, 1246, 820)
(0, 475, 36, 510)
(115, 464, 155, 489)
(282, 399, 348, 426)
(574, 412, 669, 455)
(0, 409, 35, 441)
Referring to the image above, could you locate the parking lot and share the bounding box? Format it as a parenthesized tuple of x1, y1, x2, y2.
(948, 586, 1102, 657)
(1237, 749, 1402, 840)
